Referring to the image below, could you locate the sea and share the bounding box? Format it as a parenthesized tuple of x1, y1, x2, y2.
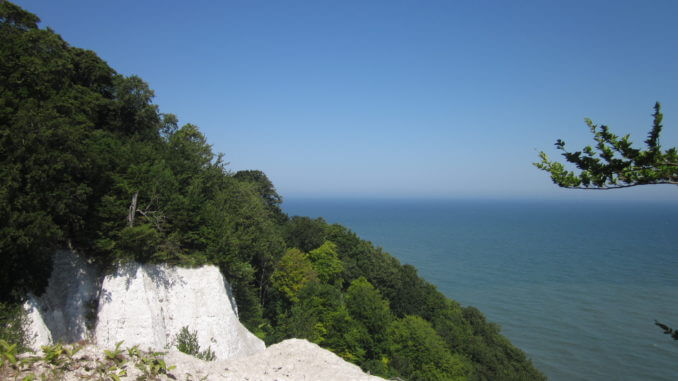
(282, 198, 678, 381)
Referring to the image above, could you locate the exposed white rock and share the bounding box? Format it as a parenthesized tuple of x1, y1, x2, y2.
(161, 338, 388, 380)
(23, 296, 52, 349)
(23, 250, 98, 349)
(22, 251, 263, 360)
(7, 340, 385, 381)
(94, 263, 264, 360)
(211, 338, 386, 381)
(164, 338, 387, 380)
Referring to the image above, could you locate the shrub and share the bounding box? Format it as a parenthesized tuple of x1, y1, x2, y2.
(174, 326, 216, 361)
(0, 302, 27, 351)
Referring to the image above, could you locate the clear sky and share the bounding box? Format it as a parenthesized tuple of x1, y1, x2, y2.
(15, 0, 678, 201)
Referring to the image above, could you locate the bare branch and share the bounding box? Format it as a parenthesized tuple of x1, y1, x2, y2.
(135, 208, 166, 231)
(127, 191, 166, 231)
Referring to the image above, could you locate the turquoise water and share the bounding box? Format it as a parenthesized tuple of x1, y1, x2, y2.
(283, 199, 678, 380)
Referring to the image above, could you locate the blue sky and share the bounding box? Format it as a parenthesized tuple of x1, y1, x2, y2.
(16, 0, 678, 200)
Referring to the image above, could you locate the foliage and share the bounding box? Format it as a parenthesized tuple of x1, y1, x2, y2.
(322, 305, 370, 364)
(0, 302, 27, 350)
(0, 339, 19, 369)
(103, 340, 126, 367)
(535, 103, 677, 189)
(174, 327, 200, 358)
(387, 315, 470, 381)
(461, 306, 545, 381)
(275, 282, 342, 344)
(233, 170, 286, 223)
(174, 326, 216, 361)
(134, 350, 176, 379)
(345, 277, 391, 355)
(284, 216, 327, 252)
(0, 338, 182, 380)
(308, 241, 344, 284)
(654, 321, 678, 340)
(270, 248, 317, 303)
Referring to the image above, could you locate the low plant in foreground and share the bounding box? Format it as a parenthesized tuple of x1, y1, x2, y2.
(0, 339, 178, 381)
(135, 350, 176, 379)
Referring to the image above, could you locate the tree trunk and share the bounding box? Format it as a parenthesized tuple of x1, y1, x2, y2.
(127, 191, 138, 227)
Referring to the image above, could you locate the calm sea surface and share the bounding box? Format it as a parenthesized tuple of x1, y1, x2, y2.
(283, 198, 678, 381)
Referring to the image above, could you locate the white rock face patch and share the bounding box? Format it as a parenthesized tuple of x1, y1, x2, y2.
(23, 296, 52, 349)
(95, 263, 264, 360)
(161, 338, 386, 381)
(213, 338, 386, 380)
(23, 250, 98, 349)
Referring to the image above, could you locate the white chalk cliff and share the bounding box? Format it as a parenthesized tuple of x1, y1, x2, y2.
(25, 250, 263, 360)
(23, 251, 385, 380)
(24, 250, 98, 348)
(94, 262, 263, 359)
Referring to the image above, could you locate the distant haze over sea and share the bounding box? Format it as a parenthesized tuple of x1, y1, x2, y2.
(283, 198, 678, 381)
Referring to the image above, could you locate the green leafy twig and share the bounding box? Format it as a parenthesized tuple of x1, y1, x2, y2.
(535, 102, 678, 189)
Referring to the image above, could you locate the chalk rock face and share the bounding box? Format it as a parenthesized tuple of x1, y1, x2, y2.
(23, 296, 53, 348)
(217, 338, 386, 380)
(22, 251, 264, 360)
(162, 338, 386, 380)
(23, 250, 98, 348)
(95, 263, 264, 360)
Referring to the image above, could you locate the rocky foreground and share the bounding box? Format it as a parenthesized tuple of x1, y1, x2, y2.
(4, 339, 384, 381)
(168, 339, 385, 380)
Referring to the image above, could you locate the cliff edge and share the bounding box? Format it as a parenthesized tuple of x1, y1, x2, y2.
(25, 250, 263, 360)
(21, 251, 384, 380)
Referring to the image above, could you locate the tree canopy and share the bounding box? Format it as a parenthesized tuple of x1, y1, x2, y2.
(534, 102, 677, 189)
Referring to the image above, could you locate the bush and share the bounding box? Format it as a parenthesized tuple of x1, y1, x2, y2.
(0, 302, 27, 351)
(174, 326, 216, 361)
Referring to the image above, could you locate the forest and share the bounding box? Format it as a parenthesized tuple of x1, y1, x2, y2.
(0, 2, 544, 380)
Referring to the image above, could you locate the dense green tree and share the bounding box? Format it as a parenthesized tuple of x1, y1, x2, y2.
(270, 248, 317, 303)
(275, 282, 342, 343)
(0, 1, 38, 29)
(0, 302, 27, 349)
(345, 277, 392, 351)
(201, 176, 285, 329)
(322, 304, 370, 364)
(307, 241, 343, 284)
(387, 315, 470, 381)
(535, 102, 677, 189)
(233, 170, 286, 223)
(1, 2, 113, 301)
(284, 216, 327, 252)
(461, 306, 544, 381)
